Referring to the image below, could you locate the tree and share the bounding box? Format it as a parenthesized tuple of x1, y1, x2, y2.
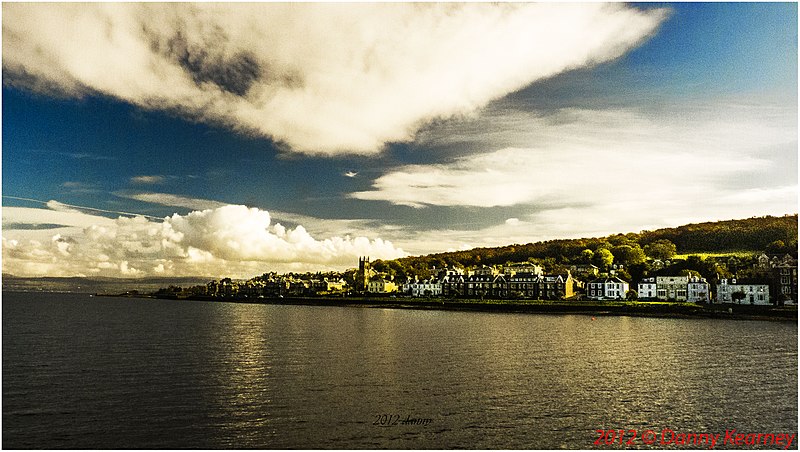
(579, 249, 594, 264)
(644, 239, 677, 260)
(615, 268, 632, 282)
(766, 240, 787, 254)
(592, 248, 614, 270)
(612, 244, 646, 266)
(731, 291, 746, 304)
(678, 269, 701, 278)
(626, 289, 638, 301)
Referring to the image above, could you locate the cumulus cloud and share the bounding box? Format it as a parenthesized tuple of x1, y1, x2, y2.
(3, 3, 666, 155)
(114, 190, 401, 241)
(3, 204, 406, 278)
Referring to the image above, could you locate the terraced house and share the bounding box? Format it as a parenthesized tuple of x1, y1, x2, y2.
(586, 277, 629, 300)
(637, 276, 710, 303)
(716, 278, 770, 305)
(422, 265, 577, 300)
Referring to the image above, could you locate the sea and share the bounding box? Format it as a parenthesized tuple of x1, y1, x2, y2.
(3, 292, 797, 449)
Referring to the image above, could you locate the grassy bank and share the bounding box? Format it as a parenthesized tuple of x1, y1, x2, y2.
(673, 250, 757, 259)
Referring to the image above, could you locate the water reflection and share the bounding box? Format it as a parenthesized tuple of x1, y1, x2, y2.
(3, 294, 797, 449)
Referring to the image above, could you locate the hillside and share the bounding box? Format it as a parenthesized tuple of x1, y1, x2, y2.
(374, 215, 797, 278)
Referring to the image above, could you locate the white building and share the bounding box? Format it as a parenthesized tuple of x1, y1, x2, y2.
(637, 277, 657, 300)
(586, 277, 629, 300)
(638, 275, 710, 303)
(716, 278, 770, 305)
(403, 279, 442, 297)
(686, 276, 710, 303)
(472, 265, 499, 276)
(656, 276, 689, 301)
(503, 263, 544, 277)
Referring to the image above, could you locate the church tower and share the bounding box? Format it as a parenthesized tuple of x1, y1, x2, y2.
(357, 257, 371, 292)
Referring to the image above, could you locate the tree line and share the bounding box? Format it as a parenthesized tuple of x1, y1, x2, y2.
(369, 214, 797, 282)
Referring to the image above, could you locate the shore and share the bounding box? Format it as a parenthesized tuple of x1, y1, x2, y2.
(105, 293, 798, 322)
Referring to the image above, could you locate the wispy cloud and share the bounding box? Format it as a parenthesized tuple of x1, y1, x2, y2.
(61, 181, 102, 195)
(19, 149, 115, 161)
(351, 103, 797, 236)
(116, 191, 227, 211)
(61, 152, 114, 161)
(130, 175, 166, 185)
(3, 3, 666, 155)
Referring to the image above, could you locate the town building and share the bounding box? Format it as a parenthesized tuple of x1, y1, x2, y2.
(403, 278, 442, 297)
(686, 276, 710, 303)
(356, 256, 374, 292)
(367, 277, 398, 294)
(537, 273, 576, 300)
(440, 267, 466, 298)
(716, 278, 770, 305)
(754, 253, 798, 305)
(656, 276, 689, 302)
(503, 263, 544, 277)
(472, 265, 500, 276)
(637, 277, 657, 300)
(465, 273, 507, 298)
(506, 272, 540, 298)
(586, 277, 629, 300)
(570, 264, 599, 279)
(637, 275, 710, 302)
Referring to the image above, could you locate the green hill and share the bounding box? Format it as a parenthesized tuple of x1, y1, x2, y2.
(372, 214, 797, 280)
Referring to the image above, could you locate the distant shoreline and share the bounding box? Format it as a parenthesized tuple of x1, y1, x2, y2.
(90, 292, 797, 322)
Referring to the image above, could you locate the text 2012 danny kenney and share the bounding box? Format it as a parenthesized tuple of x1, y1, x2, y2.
(595, 428, 796, 449)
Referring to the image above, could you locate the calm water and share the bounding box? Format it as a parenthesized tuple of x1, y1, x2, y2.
(3, 292, 797, 449)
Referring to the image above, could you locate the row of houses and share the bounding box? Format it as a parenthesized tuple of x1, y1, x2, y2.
(205, 276, 348, 298)
(200, 255, 796, 304)
(585, 275, 788, 305)
(395, 273, 577, 300)
(358, 265, 578, 300)
(375, 266, 578, 300)
(637, 276, 711, 303)
(586, 275, 713, 303)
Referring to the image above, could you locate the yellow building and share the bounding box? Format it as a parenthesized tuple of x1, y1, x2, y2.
(367, 277, 398, 294)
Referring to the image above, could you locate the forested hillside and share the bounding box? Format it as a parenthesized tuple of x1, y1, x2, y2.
(371, 215, 797, 280)
(638, 215, 798, 253)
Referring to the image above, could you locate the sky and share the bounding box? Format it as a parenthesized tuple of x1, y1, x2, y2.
(2, 2, 797, 279)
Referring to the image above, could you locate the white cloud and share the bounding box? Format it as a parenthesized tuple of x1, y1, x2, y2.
(116, 192, 228, 211)
(3, 204, 406, 278)
(130, 175, 165, 185)
(115, 190, 400, 241)
(2, 205, 115, 229)
(3, 3, 666, 155)
(353, 104, 796, 205)
(350, 103, 797, 239)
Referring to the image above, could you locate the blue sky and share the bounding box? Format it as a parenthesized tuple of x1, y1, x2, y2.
(2, 3, 797, 278)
